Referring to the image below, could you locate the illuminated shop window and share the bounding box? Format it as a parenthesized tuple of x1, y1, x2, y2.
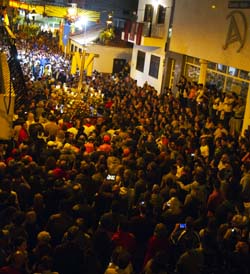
(228, 66, 239, 77)
(217, 64, 227, 73)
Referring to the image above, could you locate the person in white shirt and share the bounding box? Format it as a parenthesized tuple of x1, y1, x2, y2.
(200, 137, 209, 161)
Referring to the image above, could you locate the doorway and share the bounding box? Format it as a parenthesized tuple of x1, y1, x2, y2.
(112, 58, 126, 74)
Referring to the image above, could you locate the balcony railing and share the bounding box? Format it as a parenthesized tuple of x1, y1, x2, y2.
(122, 20, 166, 46)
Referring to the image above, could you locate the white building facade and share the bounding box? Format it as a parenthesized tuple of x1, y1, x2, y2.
(122, 0, 174, 92)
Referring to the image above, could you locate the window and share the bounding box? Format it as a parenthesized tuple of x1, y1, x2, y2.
(239, 69, 250, 80)
(207, 62, 216, 70)
(228, 66, 239, 76)
(136, 50, 145, 72)
(149, 55, 160, 78)
(157, 5, 166, 24)
(186, 56, 194, 63)
(194, 58, 200, 65)
(144, 4, 153, 22)
(185, 64, 200, 83)
(217, 64, 227, 72)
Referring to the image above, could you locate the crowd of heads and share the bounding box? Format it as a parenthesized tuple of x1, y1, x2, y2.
(0, 30, 250, 274)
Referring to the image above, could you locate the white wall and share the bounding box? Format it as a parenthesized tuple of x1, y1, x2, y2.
(130, 45, 165, 92)
(86, 44, 133, 73)
(130, 0, 173, 92)
(170, 0, 250, 71)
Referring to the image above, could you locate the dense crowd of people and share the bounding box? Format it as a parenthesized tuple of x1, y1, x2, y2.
(0, 30, 250, 274)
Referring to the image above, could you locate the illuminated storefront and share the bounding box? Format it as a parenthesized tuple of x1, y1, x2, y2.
(184, 56, 250, 99)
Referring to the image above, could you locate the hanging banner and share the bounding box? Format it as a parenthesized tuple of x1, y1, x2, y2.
(8, 0, 100, 22)
(62, 23, 70, 46)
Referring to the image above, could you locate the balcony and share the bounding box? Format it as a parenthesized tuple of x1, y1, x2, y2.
(121, 20, 166, 48)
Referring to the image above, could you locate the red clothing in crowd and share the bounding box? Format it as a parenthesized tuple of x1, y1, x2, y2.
(143, 234, 170, 268)
(111, 230, 137, 255)
(105, 100, 113, 109)
(98, 143, 112, 153)
(207, 189, 225, 217)
(18, 127, 29, 144)
(84, 142, 95, 154)
(0, 266, 23, 274)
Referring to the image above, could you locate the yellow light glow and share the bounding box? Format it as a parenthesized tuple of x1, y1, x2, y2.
(68, 7, 77, 17)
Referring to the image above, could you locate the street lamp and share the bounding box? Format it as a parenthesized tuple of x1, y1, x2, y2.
(66, 3, 78, 23)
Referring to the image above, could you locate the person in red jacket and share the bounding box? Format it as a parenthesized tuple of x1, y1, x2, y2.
(143, 222, 170, 269)
(207, 180, 225, 217)
(18, 122, 29, 145)
(111, 219, 136, 256)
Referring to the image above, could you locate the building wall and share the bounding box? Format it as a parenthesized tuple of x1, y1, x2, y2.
(69, 40, 133, 73)
(89, 44, 132, 73)
(130, 45, 165, 92)
(130, 0, 173, 92)
(170, 0, 250, 71)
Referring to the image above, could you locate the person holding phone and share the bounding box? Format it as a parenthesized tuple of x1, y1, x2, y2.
(170, 216, 200, 261)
